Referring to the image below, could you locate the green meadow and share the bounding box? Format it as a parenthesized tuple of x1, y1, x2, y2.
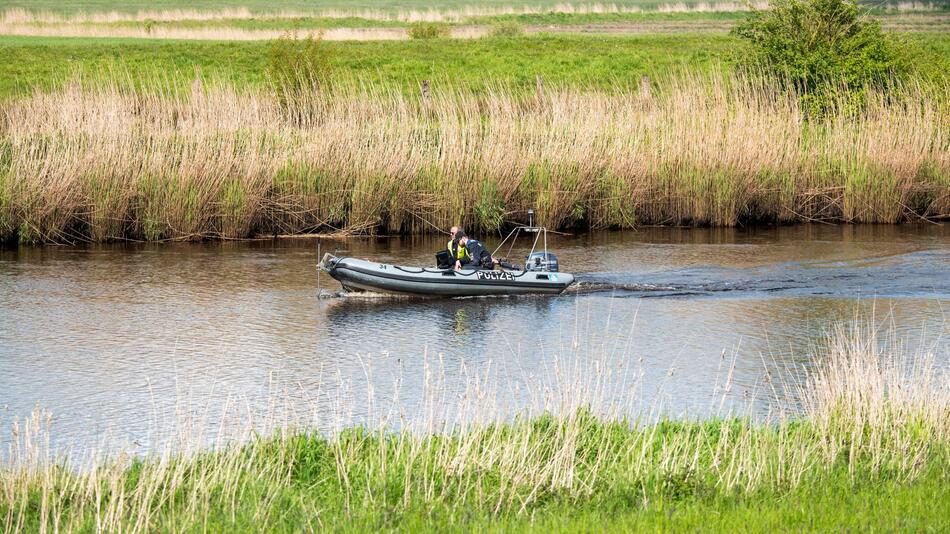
(1, 32, 948, 98)
(0, 33, 744, 96)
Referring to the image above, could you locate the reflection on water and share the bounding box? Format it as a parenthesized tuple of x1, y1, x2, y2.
(0, 225, 947, 457)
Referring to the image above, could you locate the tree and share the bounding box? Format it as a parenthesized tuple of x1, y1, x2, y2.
(733, 0, 906, 115)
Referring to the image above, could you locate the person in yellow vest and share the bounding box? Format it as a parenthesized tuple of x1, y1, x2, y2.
(448, 226, 471, 264)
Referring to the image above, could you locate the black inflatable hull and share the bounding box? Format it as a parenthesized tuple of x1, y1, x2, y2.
(319, 255, 574, 297)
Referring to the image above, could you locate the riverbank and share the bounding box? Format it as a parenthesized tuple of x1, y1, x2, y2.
(1, 73, 947, 243)
(3, 323, 949, 531)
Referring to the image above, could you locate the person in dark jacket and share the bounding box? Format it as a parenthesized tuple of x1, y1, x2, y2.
(454, 233, 498, 270)
(447, 225, 471, 264)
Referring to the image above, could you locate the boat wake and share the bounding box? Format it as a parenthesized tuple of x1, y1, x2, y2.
(570, 249, 950, 299)
(565, 280, 683, 295)
(318, 288, 421, 300)
(318, 249, 949, 301)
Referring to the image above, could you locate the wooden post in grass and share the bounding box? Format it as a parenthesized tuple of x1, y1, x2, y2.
(640, 75, 651, 101)
(421, 79, 430, 102)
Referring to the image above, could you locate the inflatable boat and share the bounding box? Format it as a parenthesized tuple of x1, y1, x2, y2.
(318, 254, 574, 297)
(317, 216, 575, 297)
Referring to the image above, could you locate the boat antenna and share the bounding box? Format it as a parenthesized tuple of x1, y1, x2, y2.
(317, 241, 322, 290)
(527, 208, 534, 228)
(543, 223, 548, 259)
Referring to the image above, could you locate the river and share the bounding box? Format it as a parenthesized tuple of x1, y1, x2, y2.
(1, 224, 948, 459)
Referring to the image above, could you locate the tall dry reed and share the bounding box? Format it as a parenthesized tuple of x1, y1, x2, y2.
(0, 24, 399, 41)
(0, 75, 947, 243)
(0, 23, 494, 41)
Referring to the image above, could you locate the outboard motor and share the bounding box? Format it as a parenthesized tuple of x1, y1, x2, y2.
(435, 249, 453, 269)
(525, 252, 559, 272)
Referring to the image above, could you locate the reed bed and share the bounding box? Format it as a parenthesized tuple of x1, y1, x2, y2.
(0, 74, 947, 243)
(0, 24, 452, 41)
(1, 321, 948, 531)
(1, 18, 943, 40)
(0, 2, 774, 26)
(0, 21, 744, 41)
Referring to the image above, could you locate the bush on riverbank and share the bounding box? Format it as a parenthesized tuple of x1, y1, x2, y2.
(733, 0, 908, 116)
(488, 20, 525, 38)
(266, 32, 331, 110)
(1, 72, 947, 243)
(2, 323, 948, 531)
(407, 21, 450, 39)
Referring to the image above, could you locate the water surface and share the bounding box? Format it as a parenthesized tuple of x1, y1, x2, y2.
(1, 225, 947, 457)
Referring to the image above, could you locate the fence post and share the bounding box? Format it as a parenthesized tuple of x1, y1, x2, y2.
(421, 79, 431, 101)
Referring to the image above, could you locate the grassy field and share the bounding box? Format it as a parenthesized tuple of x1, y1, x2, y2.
(0, 34, 742, 97)
(3, 324, 950, 532)
(0, 32, 947, 97)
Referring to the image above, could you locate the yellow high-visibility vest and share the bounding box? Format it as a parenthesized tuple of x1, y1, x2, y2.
(448, 240, 471, 261)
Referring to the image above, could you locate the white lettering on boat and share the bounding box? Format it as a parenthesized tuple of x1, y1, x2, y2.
(476, 271, 515, 281)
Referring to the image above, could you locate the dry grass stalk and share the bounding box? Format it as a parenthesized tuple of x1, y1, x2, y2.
(0, 23, 492, 41)
(1, 75, 947, 243)
(0, 23, 389, 41)
(801, 320, 950, 476)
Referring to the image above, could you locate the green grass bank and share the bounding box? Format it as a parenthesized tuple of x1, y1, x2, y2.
(4, 419, 950, 532)
(3, 324, 949, 532)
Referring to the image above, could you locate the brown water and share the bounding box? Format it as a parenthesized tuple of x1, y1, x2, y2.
(1, 225, 948, 457)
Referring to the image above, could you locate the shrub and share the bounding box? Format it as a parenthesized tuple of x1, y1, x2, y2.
(489, 21, 525, 38)
(407, 22, 450, 40)
(732, 0, 907, 115)
(266, 32, 330, 107)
